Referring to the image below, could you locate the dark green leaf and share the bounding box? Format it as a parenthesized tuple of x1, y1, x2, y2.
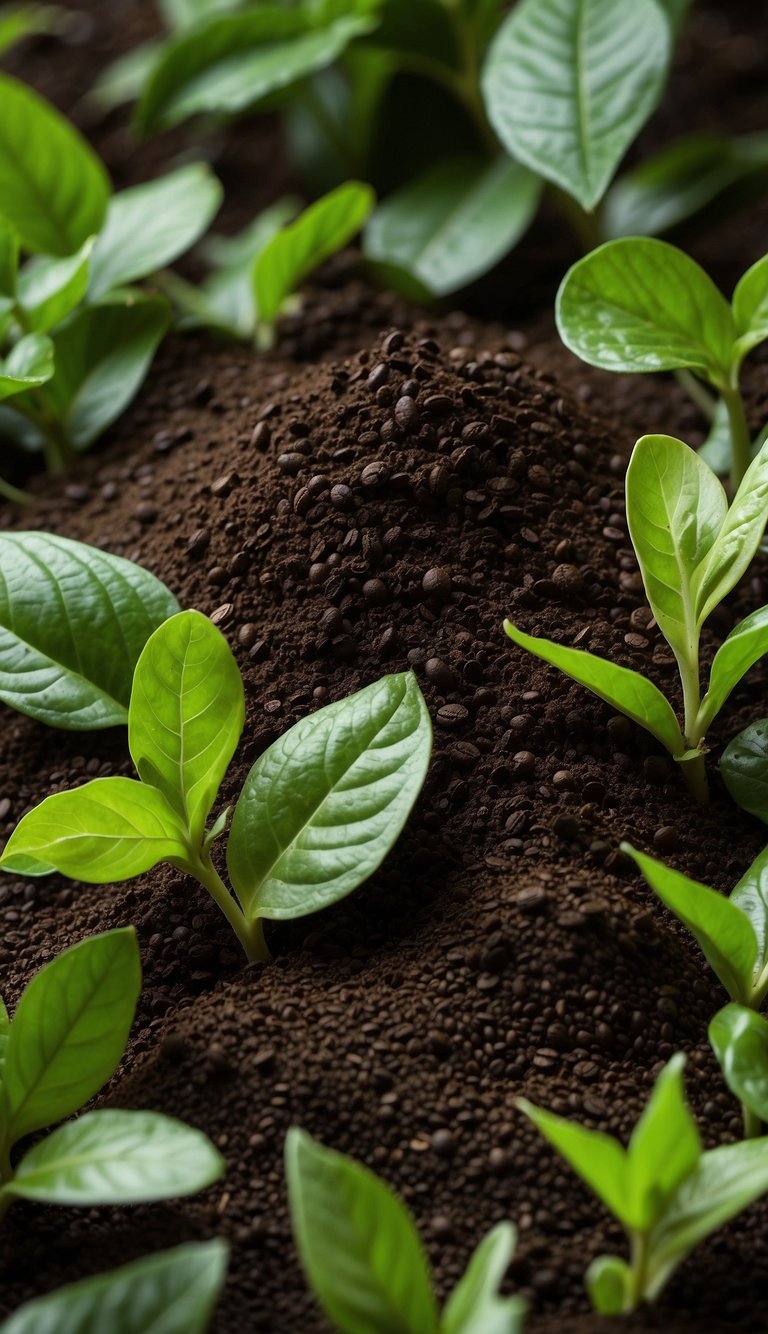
(129, 610, 244, 842)
(366, 0, 459, 67)
(227, 672, 431, 923)
(482, 0, 670, 210)
(364, 156, 540, 297)
(721, 720, 768, 823)
(1, 929, 140, 1146)
(442, 1223, 526, 1334)
(285, 1128, 439, 1334)
(0, 74, 110, 256)
(504, 621, 684, 755)
(0, 531, 180, 729)
(16, 239, 94, 334)
(89, 164, 223, 298)
(0, 1241, 228, 1334)
(710, 1004, 768, 1122)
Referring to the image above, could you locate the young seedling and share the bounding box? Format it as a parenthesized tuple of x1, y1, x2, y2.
(557, 237, 768, 486)
(285, 1128, 527, 1334)
(0, 610, 432, 963)
(164, 182, 374, 348)
(0, 73, 221, 480)
(710, 1004, 768, 1141)
(0, 929, 223, 1224)
(0, 1241, 228, 1334)
(521, 1054, 768, 1314)
(621, 842, 768, 1011)
(506, 432, 768, 800)
(0, 531, 179, 729)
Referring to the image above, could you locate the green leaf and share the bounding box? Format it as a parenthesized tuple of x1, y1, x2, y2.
(129, 610, 244, 843)
(722, 720, 768, 823)
(0, 216, 18, 296)
(0, 3, 66, 55)
(88, 164, 223, 299)
(0, 997, 9, 1090)
(5, 1108, 223, 1205)
(733, 252, 768, 365)
(0, 1241, 228, 1334)
(363, 156, 540, 297)
(442, 1223, 527, 1334)
(698, 396, 732, 475)
(136, 8, 375, 132)
(227, 672, 431, 923)
(159, 0, 241, 27)
(89, 40, 164, 113)
(0, 333, 54, 402)
(285, 1128, 439, 1334)
(0, 74, 110, 256)
(481, 0, 670, 210)
(699, 605, 768, 731)
(254, 181, 375, 327)
(646, 1139, 768, 1301)
(16, 239, 94, 334)
(0, 929, 140, 1147)
(656, 0, 694, 35)
(0, 530, 180, 729)
(625, 434, 724, 671)
(504, 621, 685, 756)
(622, 843, 758, 1005)
(585, 1255, 631, 1316)
(710, 1004, 768, 1123)
(41, 293, 171, 452)
(517, 1098, 632, 1228)
(692, 438, 768, 626)
(730, 847, 768, 992)
(0, 777, 188, 883)
(555, 238, 734, 383)
(625, 1054, 700, 1231)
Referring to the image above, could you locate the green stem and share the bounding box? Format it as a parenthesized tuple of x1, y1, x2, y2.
(675, 368, 717, 422)
(678, 655, 709, 802)
(550, 186, 602, 252)
(191, 853, 270, 964)
(627, 1231, 650, 1311)
(678, 750, 708, 802)
(0, 473, 31, 506)
(721, 381, 751, 489)
(743, 1104, 762, 1139)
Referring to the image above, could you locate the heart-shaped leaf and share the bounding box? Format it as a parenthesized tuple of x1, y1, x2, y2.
(1, 929, 140, 1147)
(482, 0, 670, 210)
(0, 1241, 228, 1334)
(364, 155, 540, 297)
(129, 610, 244, 842)
(709, 1004, 768, 1123)
(0, 74, 110, 256)
(0, 531, 180, 729)
(6, 1109, 224, 1205)
(227, 672, 431, 922)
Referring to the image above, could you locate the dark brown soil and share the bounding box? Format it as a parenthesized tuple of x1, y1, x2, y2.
(2, 4, 768, 1332)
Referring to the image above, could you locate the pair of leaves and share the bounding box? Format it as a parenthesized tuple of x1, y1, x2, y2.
(0, 1241, 228, 1334)
(482, 0, 673, 212)
(522, 1055, 768, 1311)
(0, 531, 180, 730)
(622, 843, 768, 1008)
(286, 1129, 526, 1334)
(557, 237, 768, 388)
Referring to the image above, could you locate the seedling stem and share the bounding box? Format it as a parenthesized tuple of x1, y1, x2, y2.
(187, 851, 270, 964)
(743, 1105, 762, 1139)
(721, 381, 752, 488)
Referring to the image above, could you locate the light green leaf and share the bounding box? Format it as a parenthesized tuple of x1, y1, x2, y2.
(41, 293, 171, 451)
(363, 156, 540, 297)
(0, 531, 180, 729)
(698, 396, 732, 475)
(0, 333, 54, 402)
(0, 1241, 228, 1334)
(442, 1223, 527, 1334)
(585, 1255, 631, 1316)
(89, 164, 223, 299)
(129, 610, 244, 843)
(731, 846, 768, 992)
(625, 433, 724, 670)
(0, 777, 188, 882)
(285, 1128, 439, 1334)
(646, 1139, 768, 1301)
(721, 720, 768, 824)
(517, 1098, 632, 1228)
(622, 843, 758, 1005)
(710, 1004, 768, 1123)
(555, 238, 734, 383)
(504, 621, 684, 756)
(136, 8, 375, 131)
(0, 216, 18, 295)
(254, 181, 375, 327)
(159, 0, 241, 27)
(16, 238, 94, 334)
(89, 40, 164, 113)
(5, 1109, 224, 1205)
(227, 673, 431, 923)
(0, 74, 110, 256)
(481, 0, 670, 210)
(699, 605, 768, 731)
(0, 929, 140, 1147)
(625, 1055, 700, 1231)
(692, 437, 768, 626)
(733, 252, 768, 365)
